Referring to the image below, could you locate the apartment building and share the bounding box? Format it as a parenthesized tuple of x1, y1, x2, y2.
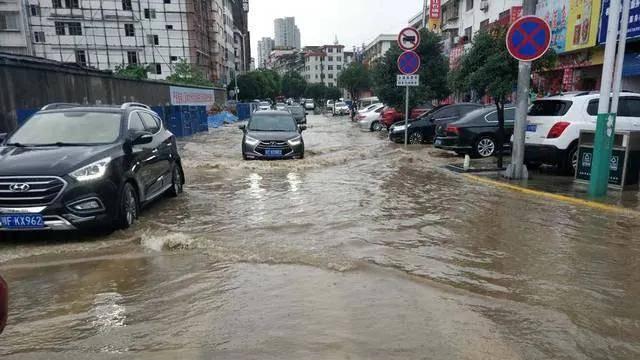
(302, 44, 352, 88)
(257, 36, 274, 68)
(0, 0, 31, 54)
(362, 34, 395, 65)
(274, 16, 300, 49)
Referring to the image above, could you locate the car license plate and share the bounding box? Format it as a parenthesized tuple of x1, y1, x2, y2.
(435, 139, 443, 145)
(265, 149, 282, 157)
(526, 124, 537, 132)
(0, 214, 45, 229)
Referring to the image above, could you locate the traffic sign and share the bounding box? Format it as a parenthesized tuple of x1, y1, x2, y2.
(397, 51, 421, 75)
(397, 75, 420, 87)
(398, 27, 421, 51)
(506, 15, 551, 62)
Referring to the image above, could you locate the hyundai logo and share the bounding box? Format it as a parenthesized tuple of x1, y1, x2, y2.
(9, 183, 30, 192)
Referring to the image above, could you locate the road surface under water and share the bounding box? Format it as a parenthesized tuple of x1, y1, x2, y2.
(1, 114, 639, 359)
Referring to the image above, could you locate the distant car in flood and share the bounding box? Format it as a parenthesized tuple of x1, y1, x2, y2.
(434, 106, 515, 158)
(0, 274, 7, 334)
(240, 111, 306, 160)
(287, 105, 307, 124)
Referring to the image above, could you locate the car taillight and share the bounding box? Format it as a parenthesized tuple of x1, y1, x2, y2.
(446, 125, 459, 135)
(547, 121, 570, 139)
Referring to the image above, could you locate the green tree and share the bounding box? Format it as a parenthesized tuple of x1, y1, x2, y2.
(114, 64, 150, 80)
(371, 29, 449, 110)
(325, 86, 342, 101)
(337, 62, 370, 101)
(448, 27, 556, 166)
(255, 69, 281, 99)
(304, 83, 327, 103)
(232, 73, 261, 100)
(281, 71, 307, 98)
(166, 59, 212, 87)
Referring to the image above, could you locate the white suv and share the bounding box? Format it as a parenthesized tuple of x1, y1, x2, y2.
(525, 91, 640, 172)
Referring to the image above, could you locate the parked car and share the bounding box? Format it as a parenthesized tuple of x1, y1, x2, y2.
(287, 105, 307, 124)
(357, 96, 380, 109)
(258, 101, 271, 111)
(304, 99, 315, 110)
(524, 91, 640, 173)
(333, 102, 350, 116)
(434, 106, 516, 157)
(356, 104, 386, 131)
(381, 107, 404, 129)
(388, 103, 484, 144)
(0, 103, 185, 232)
(326, 100, 335, 111)
(356, 103, 382, 116)
(0, 274, 6, 334)
(275, 103, 288, 111)
(410, 103, 434, 119)
(240, 110, 306, 160)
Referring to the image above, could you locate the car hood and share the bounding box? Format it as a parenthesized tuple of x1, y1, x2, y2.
(0, 144, 118, 177)
(246, 131, 299, 141)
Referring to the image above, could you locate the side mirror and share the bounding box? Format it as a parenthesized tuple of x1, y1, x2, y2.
(238, 124, 246, 131)
(130, 131, 153, 145)
(299, 125, 307, 131)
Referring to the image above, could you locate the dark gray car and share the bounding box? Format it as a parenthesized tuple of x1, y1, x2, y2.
(240, 111, 305, 160)
(287, 105, 307, 124)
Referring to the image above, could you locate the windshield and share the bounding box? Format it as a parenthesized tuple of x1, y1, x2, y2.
(248, 115, 297, 131)
(335, 102, 346, 107)
(7, 112, 121, 145)
(288, 106, 304, 115)
(529, 100, 572, 116)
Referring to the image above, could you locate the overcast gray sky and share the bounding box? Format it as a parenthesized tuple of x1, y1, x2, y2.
(248, 0, 423, 59)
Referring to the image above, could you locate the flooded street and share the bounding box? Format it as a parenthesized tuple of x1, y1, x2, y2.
(1, 114, 639, 359)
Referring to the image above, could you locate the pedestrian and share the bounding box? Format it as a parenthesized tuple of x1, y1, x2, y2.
(350, 101, 358, 121)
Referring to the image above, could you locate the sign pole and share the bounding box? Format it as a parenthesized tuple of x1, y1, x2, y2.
(589, 0, 623, 197)
(404, 86, 409, 146)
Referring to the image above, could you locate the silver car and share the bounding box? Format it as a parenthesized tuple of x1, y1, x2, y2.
(357, 104, 385, 131)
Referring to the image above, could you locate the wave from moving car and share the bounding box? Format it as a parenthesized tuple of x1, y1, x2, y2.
(0, 274, 6, 334)
(240, 111, 306, 160)
(524, 91, 640, 173)
(0, 103, 185, 232)
(435, 106, 515, 158)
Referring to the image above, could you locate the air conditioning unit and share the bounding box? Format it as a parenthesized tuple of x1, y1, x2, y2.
(453, 36, 460, 44)
(480, 0, 489, 11)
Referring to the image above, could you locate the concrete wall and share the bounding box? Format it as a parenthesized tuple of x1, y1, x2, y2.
(0, 53, 225, 132)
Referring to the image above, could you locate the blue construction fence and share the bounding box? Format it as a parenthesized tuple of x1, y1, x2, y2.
(13, 102, 258, 138)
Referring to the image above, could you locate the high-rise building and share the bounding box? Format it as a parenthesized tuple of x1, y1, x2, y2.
(257, 37, 274, 68)
(274, 17, 300, 49)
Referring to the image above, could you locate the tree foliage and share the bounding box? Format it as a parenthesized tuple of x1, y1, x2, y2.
(281, 71, 307, 98)
(114, 64, 150, 80)
(166, 59, 213, 87)
(337, 62, 370, 100)
(304, 83, 327, 102)
(325, 86, 342, 101)
(371, 29, 449, 109)
(232, 69, 282, 100)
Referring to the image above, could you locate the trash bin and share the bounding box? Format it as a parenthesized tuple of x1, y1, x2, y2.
(575, 130, 640, 190)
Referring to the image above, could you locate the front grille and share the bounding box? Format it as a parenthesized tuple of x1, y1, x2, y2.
(255, 141, 292, 155)
(0, 177, 66, 207)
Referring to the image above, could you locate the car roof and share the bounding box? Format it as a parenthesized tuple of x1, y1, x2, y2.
(253, 110, 292, 116)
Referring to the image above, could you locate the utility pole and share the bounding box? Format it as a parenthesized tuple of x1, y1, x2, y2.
(589, 0, 630, 197)
(505, 0, 536, 180)
(422, 0, 428, 29)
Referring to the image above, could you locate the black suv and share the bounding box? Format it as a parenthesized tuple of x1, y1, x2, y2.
(0, 103, 185, 232)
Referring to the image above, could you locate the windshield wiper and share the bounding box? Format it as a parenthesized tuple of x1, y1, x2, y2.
(5, 142, 26, 147)
(33, 142, 87, 147)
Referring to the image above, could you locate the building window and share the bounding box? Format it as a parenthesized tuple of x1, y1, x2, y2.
(54, 21, 65, 35)
(328, 65, 333, 70)
(52, 0, 62, 8)
(328, 48, 333, 53)
(315, 74, 318, 79)
(337, 65, 342, 70)
(154, 63, 162, 74)
(337, 56, 341, 62)
(147, 34, 159, 45)
(480, 19, 489, 30)
(65, 0, 79, 8)
(122, 0, 132, 10)
(164, 0, 171, 3)
(170, 56, 178, 61)
(464, 26, 472, 42)
(466, 0, 473, 11)
(328, 82, 333, 87)
(328, 74, 334, 79)
(499, 10, 510, 19)
(328, 56, 333, 61)
(0, 12, 19, 30)
(144, 8, 156, 19)
(29, 5, 41, 16)
(127, 51, 138, 64)
(75, 50, 87, 66)
(68, 22, 82, 35)
(315, 65, 318, 70)
(33, 31, 45, 42)
(124, 23, 134, 36)
(166, 24, 173, 30)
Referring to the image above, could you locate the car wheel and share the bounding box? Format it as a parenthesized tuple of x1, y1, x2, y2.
(167, 164, 184, 197)
(371, 121, 382, 132)
(408, 132, 424, 144)
(117, 182, 138, 229)
(560, 145, 578, 175)
(473, 136, 496, 158)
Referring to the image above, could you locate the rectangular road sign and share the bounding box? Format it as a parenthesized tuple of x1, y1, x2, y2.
(397, 74, 420, 87)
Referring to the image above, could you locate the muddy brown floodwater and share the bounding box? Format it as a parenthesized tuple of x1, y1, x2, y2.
(1, 114, 639, 359)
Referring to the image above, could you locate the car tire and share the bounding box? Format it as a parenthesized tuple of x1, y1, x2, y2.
(371, 121, 382, 132)
(472, 136, 496, 158)
(167, 164, 184, 197)
(116, 182, 138, 230)
(408, 132, 424, 144)
(560, 144, 578, 175)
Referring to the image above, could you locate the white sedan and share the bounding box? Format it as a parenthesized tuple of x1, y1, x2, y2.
(357, 104, 385, 131)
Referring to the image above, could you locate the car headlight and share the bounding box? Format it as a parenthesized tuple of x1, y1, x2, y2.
(245, 136, 260, 146)
(393, 124, 410, 132)
(288, 136, 302, 146)
(70, 157, 112, 182)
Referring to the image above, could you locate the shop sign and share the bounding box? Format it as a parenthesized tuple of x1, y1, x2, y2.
(536, 0, 602, 53)
(598, 0, 640, 44)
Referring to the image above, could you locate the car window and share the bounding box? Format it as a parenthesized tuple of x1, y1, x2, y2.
(587, 100, 598, 116)
(139, 112, 160, 133)
(461, 105, 482, 115)
(619, 97, 640, 117)
(128, 113, 146, 131)
(484, 108, 515, 122)
(528, 100, 572, 116)
(248, 115, 297, 131)
(433, 106, 458, 119)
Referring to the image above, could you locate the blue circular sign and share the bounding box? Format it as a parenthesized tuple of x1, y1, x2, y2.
(506, 16, 551, 62)
(397, 51, 421, 75)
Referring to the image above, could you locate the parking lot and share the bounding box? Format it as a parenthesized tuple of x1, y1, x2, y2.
(1, 113, 639, 359)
